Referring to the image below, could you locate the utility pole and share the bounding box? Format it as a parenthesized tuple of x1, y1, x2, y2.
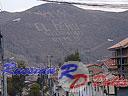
(41, 74, 45, 96)
(0, 30, 7, 96)
(0, 30, 3, 96)
(47, 55, 53, 96)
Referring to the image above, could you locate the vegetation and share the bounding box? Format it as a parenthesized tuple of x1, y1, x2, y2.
(29, 83, 41, 96)
(65, 50, 81, 62)
(37, 74, 49, 95)
(7, 77, 13, 96)
(37, 74, 44, 90)
(7, 60, 26, 96)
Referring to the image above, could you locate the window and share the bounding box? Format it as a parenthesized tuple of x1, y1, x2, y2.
(122, 66, 124, 70)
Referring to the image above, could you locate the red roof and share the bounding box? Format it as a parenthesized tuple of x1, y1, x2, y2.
(103, 59, 117, 69)
(86, 63, 102, 67)
(87, 64, 104, 75)
(92, 74, 128, 87)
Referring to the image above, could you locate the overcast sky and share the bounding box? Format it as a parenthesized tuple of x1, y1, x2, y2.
(1, 0, 128, 12)
(0, 0, 44, 12)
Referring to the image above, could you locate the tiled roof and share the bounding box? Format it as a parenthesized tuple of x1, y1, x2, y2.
(87, 64, 104, 75)
(108, 38, 128, 50)
(86, 63, 102, 67)
(103, 59, 117, 69)
(92, 74, 128, 87)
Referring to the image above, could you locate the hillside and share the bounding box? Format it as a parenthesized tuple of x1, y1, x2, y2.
(1, 3, 128, 66)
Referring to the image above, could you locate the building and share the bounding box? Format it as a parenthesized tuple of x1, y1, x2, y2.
(87, 64, 104, 96)
(108, 38, 128, 78)
(53, 61, 117, 96)
(102, 59, 119, 96)
(53, 61, 106, 96)
(108, 38, 128, 96)
(102, 59, 118, 76)
(87, 64, 104, 75)
(87, 63, 117, 96)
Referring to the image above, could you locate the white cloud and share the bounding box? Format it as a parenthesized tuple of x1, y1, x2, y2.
(75, 5, 128, 12)
(1, 0, 44, 12)
(1, 0, 128, 12)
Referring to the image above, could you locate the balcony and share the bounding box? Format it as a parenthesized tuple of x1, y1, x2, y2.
(111, 51, 128, 59)
(110, 55, 128, 59)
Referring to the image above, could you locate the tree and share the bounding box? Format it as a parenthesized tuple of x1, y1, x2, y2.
(7, 60, 26, 96)
(29, 83, 41, 96)
(37, 74, 44, 90)
(37, 74, 49, 96)
(7, 77, 13, 96)
(65, 50, 81, 62)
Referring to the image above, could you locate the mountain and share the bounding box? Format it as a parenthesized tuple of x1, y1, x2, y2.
(0, 3, 128, 66)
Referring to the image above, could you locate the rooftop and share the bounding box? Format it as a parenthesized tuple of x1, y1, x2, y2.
(108, 38, 128, 50)
(87, 64, 104, 75)
(103, 59, 117, 69)
(86, 63, 102, 67)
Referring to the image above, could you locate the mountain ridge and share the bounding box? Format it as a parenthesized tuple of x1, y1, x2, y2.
(1, 3, 128, 66)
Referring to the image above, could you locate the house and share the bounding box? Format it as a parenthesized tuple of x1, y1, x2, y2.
(102, 59, 118, 76)
(87, 63, 117, 96)
(87, 63, 104, 75)
(86, 63, 107, 96)
(102, 59, 119, 96)
(53, 61, 103, 96)
(108, 38, 128, 78)
(108, 38, 128, 96)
